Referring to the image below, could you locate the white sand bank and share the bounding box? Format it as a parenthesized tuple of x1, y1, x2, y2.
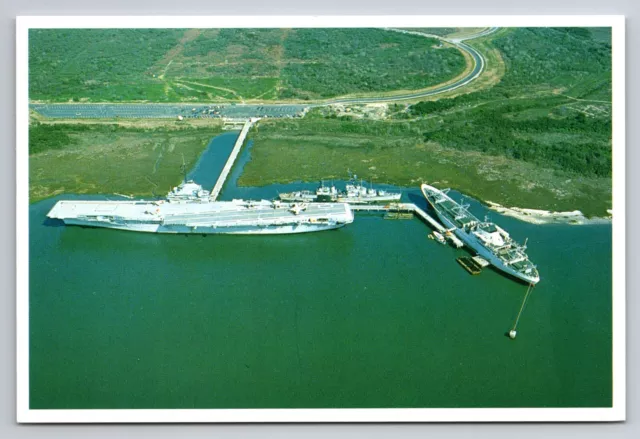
(485, 201, 612, 225)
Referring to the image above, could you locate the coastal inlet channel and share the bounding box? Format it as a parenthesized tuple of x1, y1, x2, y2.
(29, 130, 613, 409)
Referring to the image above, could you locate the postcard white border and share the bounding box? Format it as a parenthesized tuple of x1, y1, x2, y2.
(16, 15, 626, 423)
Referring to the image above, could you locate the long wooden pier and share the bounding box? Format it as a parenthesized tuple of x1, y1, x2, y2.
(210, 117, 259, 201)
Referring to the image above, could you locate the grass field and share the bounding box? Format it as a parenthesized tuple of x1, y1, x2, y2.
(410, 27, 612, 178)
(29, 29, 185, 103)
(239, 27, 613, 216)
(240, 118, 610, 217)
(29, 122, 222, 202)
(29, 28, 466, 103)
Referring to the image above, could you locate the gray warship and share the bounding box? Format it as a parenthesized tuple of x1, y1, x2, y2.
(47, 180, 354, 235)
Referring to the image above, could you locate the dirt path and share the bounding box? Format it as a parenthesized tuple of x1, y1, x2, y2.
(560, 94, 612, 105)
(174, 79, 244, 102)
(156, 29, 202, 79)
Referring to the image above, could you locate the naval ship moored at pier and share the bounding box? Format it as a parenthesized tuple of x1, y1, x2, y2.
(279, 179, 401, 204)
(47, 180, 354, 235)
(421, 184, 540, 284)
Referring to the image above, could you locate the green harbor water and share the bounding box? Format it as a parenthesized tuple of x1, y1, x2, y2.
(28, 133, 613, 409)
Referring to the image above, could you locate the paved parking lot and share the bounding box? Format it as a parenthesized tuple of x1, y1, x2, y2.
(30, 104, 309, 119)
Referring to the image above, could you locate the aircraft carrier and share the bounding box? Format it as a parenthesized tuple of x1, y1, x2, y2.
(47, 181, 354, 235)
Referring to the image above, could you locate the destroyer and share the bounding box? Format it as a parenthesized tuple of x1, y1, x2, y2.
(279, 178, 401, 204)
(278, 183, 338, 203)
(421, 184, 540, 284)
(337, 179, 401, 204)
(47, 181, 354, 235)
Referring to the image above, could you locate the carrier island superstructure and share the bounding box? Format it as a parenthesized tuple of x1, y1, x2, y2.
(421, 184, 540, 284)
(47, 181, 354, 235)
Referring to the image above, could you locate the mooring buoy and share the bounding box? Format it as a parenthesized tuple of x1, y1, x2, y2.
(509, 330, 517, 339)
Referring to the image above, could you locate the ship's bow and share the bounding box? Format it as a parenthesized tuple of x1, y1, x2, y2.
(46, 201, 67, 220)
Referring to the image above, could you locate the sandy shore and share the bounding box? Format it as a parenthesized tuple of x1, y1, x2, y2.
(485, 201, 612, 225)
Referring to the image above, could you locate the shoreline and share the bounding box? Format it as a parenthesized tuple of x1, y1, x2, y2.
(485, 201, 612, 225)
(30, 186, 613, 228)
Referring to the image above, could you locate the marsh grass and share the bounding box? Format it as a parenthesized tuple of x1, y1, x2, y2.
(240, 118, 610, 217)
(29, 123, 222, 202)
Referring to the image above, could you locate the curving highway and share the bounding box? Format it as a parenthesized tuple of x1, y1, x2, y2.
(320, 27, 499, 105)
(30, 28, 500, 119)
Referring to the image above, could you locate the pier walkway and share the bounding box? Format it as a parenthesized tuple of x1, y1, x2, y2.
(351, 203, 446, 233)
(351, 203, 463, 248)
(352, 203, 463, 247)
(210, 118, 259, 201)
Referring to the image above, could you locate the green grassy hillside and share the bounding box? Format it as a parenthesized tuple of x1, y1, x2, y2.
(29, 28, 466, 102)
(29, 29, 185, 102)
(410, 27, 612, 178)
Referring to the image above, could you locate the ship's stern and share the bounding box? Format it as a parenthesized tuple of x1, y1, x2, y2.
(342, 203, 355, 224)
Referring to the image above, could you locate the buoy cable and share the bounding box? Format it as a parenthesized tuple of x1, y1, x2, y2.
(510, 283, 534, 338)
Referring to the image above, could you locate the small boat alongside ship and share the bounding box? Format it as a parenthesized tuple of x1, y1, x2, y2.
(457, 257, 482, 275)
(431, 230, 447, 244)
(421, 183, 540, 284)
